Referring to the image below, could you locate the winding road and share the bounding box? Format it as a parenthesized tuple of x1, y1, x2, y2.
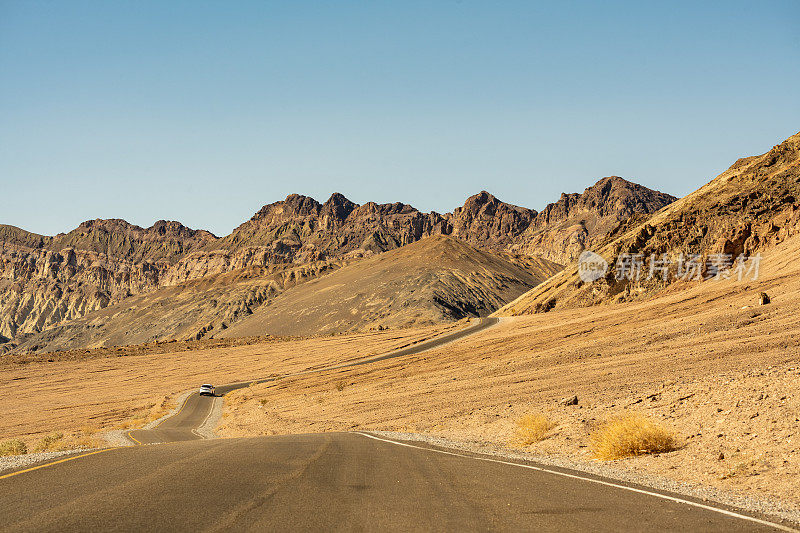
(1, 318, 795, 532)
(129, 317, 500, 445)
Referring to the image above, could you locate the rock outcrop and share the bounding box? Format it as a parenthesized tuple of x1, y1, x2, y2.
(449, 191, 537, 250)
(6, 260, 345, 354)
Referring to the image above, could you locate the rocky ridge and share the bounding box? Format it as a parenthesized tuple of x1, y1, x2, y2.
(1, 177, 675, 345)
(512, 176, 678, 264)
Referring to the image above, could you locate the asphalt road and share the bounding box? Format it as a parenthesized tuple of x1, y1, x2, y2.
(0, 433, 790, 532)
(130, 317, 500, 445)
(2, 316, 794, 531)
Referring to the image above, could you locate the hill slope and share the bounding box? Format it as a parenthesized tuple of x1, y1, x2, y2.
(511, 176, 677, 264)
(499, 131, 800, 315)
(219, 235, 561, 337)
(5, 260, 343, 354)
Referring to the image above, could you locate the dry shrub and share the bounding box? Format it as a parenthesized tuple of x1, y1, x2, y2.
(515, 413, 556, 444)
(0, 439, 27, 456)
(34, 432, 65, 452)
(113, 397, 176, 430)
(63, 434, 104, 450)
(115, 419, 135, 430)
(80, 425, 100, 435)
(335, 381, 346, 392)
(591, 414, 678, 459)
(145, 396, 175, 423)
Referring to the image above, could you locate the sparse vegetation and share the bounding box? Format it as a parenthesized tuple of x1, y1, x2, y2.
(590, 414, 678, 459)
(34, 432, 65, 452)
(80, 425, 100, 435)
(0, 439, 27, 456)
(335, 380, 347, 392)
(515, 413, 556, 444)
(114, 396, 178, 430)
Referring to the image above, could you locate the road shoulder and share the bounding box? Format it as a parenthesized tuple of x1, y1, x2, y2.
(364, 430, 800, 529)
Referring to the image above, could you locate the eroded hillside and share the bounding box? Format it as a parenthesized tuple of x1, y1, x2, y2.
(499, 131, 800, 315)
(220, 235, 561, 337)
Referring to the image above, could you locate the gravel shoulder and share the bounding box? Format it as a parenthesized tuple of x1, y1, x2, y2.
(194, 396, 223, 439)
(0, 449, 99, 475)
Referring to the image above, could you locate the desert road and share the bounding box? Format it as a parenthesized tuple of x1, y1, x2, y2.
(129, 317, 500, 445)
(0, 433, 791, 532)
(1, 317, 794, 532)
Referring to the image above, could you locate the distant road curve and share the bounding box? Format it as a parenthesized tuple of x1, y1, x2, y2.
(129, 317, 499, 444)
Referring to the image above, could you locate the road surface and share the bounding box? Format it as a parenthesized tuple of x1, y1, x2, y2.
(0, 433, 791, 532)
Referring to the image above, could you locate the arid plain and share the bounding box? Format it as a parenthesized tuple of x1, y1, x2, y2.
(216, 232, 800, 507)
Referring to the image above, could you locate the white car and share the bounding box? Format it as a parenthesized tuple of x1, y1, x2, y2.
(199, 384, 215, 396)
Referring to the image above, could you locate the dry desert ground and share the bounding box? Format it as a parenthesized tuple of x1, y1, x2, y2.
(2, 234, 799, 510)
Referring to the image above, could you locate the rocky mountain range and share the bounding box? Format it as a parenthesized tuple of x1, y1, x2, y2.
(8, 236, 563, 353)
(0, 176, 676, 351)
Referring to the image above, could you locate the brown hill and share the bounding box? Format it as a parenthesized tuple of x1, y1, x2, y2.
(218, 235, 561, 338)
(209, 193, 450, 263)
(6, 236, 559, 352)
(210, 182, 673, 264)
(0, 220, 218, 341)
(499, 131, 800, 315)
(5, 260, 343, 354)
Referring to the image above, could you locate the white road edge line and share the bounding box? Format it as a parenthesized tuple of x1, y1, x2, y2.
(356, 432, 798, 532)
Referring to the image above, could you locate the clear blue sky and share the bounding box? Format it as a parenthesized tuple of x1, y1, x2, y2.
(2, 1, 798, 237)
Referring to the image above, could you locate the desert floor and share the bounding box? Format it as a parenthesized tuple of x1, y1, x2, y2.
(0, 323, 459, 442)
(3, 236, 799, 509)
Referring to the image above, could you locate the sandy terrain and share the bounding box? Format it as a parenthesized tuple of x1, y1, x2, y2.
(217, 233, 800, 508)
(0, 323, 460, 444)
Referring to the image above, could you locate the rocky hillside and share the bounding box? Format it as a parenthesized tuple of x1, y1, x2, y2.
(511, 177, 677, 264)
(6, 236, 559, 352)
(0, 177, 674, 347)
(207, 179, 673, 264)
(208, 193, 450, 263)
(0, 219, 219, 341)
(499, 131, 800, 315)
(218, 235, 561, 338)
(6, 260, 344, 354)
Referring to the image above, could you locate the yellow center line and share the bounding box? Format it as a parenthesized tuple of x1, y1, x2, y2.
(128, 392, 195, 444)
(127, 431, 143, 445)
(0, 448, 114, 481)
(152, 393, 192, 429)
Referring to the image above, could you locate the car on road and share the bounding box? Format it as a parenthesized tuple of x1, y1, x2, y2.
(199, 384, 215, 396)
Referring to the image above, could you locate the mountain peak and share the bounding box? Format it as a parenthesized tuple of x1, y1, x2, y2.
(321, 192, 358, 222)
(76, 218, 139, 232)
